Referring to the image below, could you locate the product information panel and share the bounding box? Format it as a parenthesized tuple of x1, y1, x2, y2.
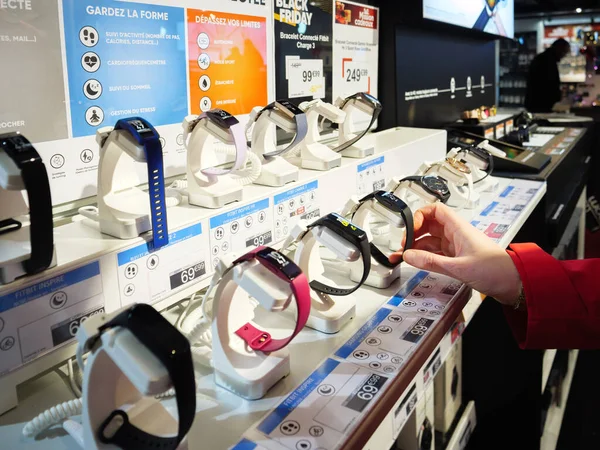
(356, 155, 385, 196)
(209, 199, 274, 268)
(470, 179, 545, 242)
(115, 223, 208, 306)
(0, 262, 104, 376)
(273, 181, 321, 244)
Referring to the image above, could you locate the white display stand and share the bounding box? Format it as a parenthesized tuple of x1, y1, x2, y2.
(296, 100, 345, 171)
(249, 107, 300, 187)
(336, 97, 376, 159)
(183, 115, 243, 208)
(418, 160, 479, 210)
(448, 147, 499, 193)
(0, 152, 57, 284)
(287, 223, 356, 334)
(211, 254, 291, 400)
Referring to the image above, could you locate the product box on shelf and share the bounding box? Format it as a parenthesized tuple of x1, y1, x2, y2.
(396, 379, 435, 450)
(434, 337, 463, 437)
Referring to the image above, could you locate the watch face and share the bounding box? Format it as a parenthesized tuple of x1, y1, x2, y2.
(127, 304, 190, 354)
(0, 133, 40, 163)
(374, 191, 406, 212)
(422, 176, 449, 196)
(127, 118, 156, 139)
(321, 213, 367, 240)
(360, 92, 382, 109)
(446, 157, 471, 174)
(275, 99, 303, 118)
(256, 247, 302, 280)
(206, 108, 239, 128)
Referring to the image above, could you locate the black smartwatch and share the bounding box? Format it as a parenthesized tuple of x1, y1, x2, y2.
(254, 99, 308, 158)
(94, 304, 195, 450)
(0, 133, 53, 274)
(302, 213, 371, 296)
(397, 175, 450, 204)
(332, 92, 382, 153)
(352, 191, 414, 268)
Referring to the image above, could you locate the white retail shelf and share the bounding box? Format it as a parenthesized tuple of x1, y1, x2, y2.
(542, 349, 558, 394)
(0, 128, 547, 450)
(540, 350, 579, 450)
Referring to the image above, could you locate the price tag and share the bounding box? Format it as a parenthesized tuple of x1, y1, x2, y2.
(273, 181, 320, 244)
(0, 262, 104, 376)
(288, 59, 325, 99)
(209, 198, 273, 267)
(116, 224, 208, 306)
(343, 61, 370, 93)
(251, 359, 389, 450)
(356, 155, 385, 196)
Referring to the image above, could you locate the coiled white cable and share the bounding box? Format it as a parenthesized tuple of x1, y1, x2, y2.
(22, 399, 83, 438)
(214, 146, 262, 185)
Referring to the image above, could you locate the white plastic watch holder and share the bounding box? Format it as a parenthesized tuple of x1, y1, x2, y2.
(418, 159, 479, 210)
(0, 152, 57, 284)
(340, 196, 402, 289)
(335, 95, 377, 159)
(183, 115, 244, 208)
(249, 106, 300, 187)
(285, 221, 356, 334)
(296, 100, 346, 171)
(448, 146, 500, 193)
(211, 253, 292, 400)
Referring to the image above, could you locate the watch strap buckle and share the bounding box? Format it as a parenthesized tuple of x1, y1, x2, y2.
(235, 323, 272, 351)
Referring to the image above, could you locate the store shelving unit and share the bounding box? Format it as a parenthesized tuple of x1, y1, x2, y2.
(499, 31, 537, 107)
(0, 125, 547, 449)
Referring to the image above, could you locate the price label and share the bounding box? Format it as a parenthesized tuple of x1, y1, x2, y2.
(169, 261, 206, 291)
(116, 223, 208, 306)
(209, 198, 273, 267)
(288, 59, 325, 99)
(273, 181, 320, 244)
(356, 156, 385, 196)
(344, 61, 370, 93)
(0, 262, 104, 375)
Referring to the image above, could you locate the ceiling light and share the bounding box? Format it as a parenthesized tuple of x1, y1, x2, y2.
(576, 7, 583, 13)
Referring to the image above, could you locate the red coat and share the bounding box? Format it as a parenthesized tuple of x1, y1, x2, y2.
(503, 243, 600, 349)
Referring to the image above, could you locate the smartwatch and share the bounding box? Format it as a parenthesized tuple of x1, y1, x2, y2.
(396, 175, 451, 204)
(253, 100, 308, 158)
(233, 246, 311, 352)
(114, 117, 169, 249)
(332, 92, 382, 153)
(301, 213, 371, 296)
(0, 133, 53, 274)
(191, 109, 247, 176)
(445, 157, 471, 175)
(352, 191, 414, 268)
(91, 304, 195, 450)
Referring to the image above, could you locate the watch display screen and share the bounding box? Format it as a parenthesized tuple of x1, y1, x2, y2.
(360, 92, 381, 109)
(275, 99, 303, 117)
(374, 191, 406, 212)
(257, 247, 302, 280)
(0, 133, 41, 163)
(317, 213, 367, 241)
(206, 109, 239, 128)
(127, 119, 156, 139)
(422, 176, 449, 195)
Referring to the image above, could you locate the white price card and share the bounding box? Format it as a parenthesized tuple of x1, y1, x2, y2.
(116, 224, 208, 306)
(288, 59, 325, 99)
(470, 180, 544, 243)
(249, 358, 390, 450)
(356, 155, 385, 196)
(273, 181, 320, 244)
(209, 199, 273, 268)
(343, 60, 370, 94)
(0, 262, 104, 376)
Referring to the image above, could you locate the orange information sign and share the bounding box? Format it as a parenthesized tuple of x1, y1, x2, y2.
(187, 10, 268, 116)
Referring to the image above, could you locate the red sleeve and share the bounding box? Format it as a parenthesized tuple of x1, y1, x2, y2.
(503, 243, 600, 349)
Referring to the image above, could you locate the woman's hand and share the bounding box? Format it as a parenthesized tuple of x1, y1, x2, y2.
(390, 203, 522, 306)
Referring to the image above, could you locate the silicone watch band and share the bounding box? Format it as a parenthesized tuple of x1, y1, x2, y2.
(233, 247, 311, 352)
(95, 304, 195, 450)
(0, 133, 54, 274)
(262, 112, 308, 159)
(200, 114, 248, 176)
(114, 118, 169, 249)
(331, 96, 381, 153)
(304, 214, 371, 296)
(353, 191, 414, 268)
